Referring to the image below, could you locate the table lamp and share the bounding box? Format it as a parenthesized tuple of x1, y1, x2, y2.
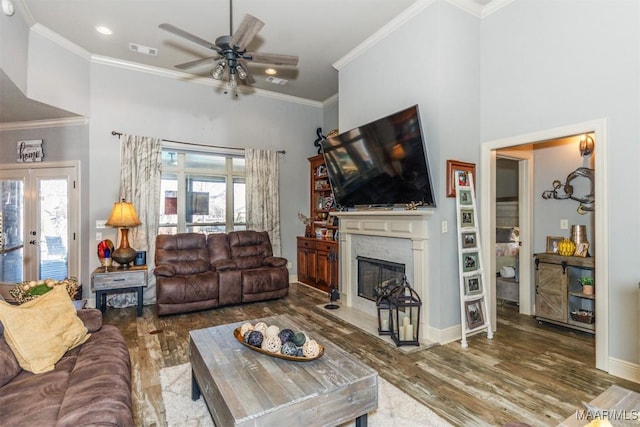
(105, 199, 142, 269)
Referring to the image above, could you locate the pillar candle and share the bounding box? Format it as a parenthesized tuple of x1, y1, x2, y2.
(404, 324, 413, 340)
(381, 318, 389, 331)
(399, 326, 405, 340)
(402, 316, 410, 327)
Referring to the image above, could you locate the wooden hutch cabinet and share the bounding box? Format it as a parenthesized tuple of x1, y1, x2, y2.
(296, 154, 339, 292)
(534, 253, 595, 334)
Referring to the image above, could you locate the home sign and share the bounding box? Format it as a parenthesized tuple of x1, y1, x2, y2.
(17, 139, 43, 163)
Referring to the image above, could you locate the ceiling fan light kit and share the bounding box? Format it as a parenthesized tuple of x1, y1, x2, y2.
(159, 0, 298, 95)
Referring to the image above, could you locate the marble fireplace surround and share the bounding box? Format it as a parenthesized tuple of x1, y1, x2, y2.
(331, 210, 433, 344)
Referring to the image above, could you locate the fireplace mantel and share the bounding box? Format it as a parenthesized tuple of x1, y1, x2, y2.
(331, 209, 434, 240)
(331, 209, 434, 344)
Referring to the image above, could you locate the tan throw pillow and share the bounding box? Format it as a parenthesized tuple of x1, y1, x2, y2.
(0, 285, 90, 374)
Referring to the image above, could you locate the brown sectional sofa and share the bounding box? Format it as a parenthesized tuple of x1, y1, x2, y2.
(154, 230, 289, 315)
(0, 308, 133, 426)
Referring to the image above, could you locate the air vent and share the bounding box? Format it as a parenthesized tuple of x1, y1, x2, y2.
(129, 43, 158, 56)
(266, 76, 288, 86)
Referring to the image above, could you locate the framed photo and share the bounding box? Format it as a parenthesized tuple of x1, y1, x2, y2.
(462, 252, 479, 273)
(575, 242, 589, 257)
(464, 275, 482, 296)
(461, 232, 477, 249)
(446, 160, 476, 197)
(459, 189, 472, 206)
(546, 236, 563, 254)
(460, 209, 475, 228)
(464, 298, 485, 329)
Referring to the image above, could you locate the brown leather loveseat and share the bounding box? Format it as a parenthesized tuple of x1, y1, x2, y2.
(154, 230, 289, 315)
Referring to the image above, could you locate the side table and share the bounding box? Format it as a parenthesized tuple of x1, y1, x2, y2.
(91, 266, 147, 317)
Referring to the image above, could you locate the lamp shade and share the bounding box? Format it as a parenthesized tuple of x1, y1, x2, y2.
(105, 199, 142, 228)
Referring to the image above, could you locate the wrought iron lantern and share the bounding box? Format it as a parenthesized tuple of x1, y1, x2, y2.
(376, 293, 393, 335)
(389, 276, 421, 346)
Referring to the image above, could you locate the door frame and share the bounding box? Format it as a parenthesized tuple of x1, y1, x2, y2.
(494, 148, 534, 316)
(0, 161, 81, 282)
(480, 119, 608, 372)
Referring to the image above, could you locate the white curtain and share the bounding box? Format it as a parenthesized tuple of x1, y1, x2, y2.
(246, 149, 281, 256)
(118, 133, 162, 305)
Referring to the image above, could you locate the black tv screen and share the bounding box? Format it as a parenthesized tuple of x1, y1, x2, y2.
(321, 105, 436, 208)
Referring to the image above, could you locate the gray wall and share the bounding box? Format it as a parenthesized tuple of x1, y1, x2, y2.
(533, 138, 595, 253)
(481, 0, 639, 364)
(338, 2, 481, 331)
(88, 63, 322, 280)
(0, 124, 91, 293)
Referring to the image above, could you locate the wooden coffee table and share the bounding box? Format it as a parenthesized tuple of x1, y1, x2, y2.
(189, 314, 378, 427)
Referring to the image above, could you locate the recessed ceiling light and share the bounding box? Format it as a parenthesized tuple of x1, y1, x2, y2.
(95, 26, 113, 35)
(2, 0, 15, 17)
(265, 68, 277, 76)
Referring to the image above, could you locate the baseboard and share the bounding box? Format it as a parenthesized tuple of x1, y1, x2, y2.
(608, 357, 640, 384)
(426, 324, 462, 345)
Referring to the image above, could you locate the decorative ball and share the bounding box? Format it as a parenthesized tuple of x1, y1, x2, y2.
(246, 330, 264, 347)
(261, 335, 281, 353)
(243, 331, 253, 342)
(240, 322, 254, 336)
(254, 322, 268, 336)
(278, 328, 295, 344)
(266, 325, 280, 339)
(303, 339, 320, 358)
(97, 239, 114, 259)
(281, 341, 298, 356)
(558, 238, 575, 256)
(295, 348, 304, 357)
(292, 331, 306, 346)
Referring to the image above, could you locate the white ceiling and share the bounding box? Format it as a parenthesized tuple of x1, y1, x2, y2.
(1, 0, 499, 124)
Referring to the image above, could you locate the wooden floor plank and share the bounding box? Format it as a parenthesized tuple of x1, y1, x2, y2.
(103, 283, 640, 426)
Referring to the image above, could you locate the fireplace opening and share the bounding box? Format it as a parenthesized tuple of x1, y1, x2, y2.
(357, 256, 406, 301)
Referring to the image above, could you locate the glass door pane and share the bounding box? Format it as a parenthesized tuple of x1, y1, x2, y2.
(0, 165, 77, 285)
(0, 178, 25, 283)
(38, 178, 68, 280)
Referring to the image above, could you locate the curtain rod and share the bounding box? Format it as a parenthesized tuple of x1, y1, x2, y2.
(111, 131, 285, 154)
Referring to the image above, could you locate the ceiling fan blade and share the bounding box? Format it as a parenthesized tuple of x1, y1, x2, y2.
(175, 56, 220, 70)
(246, 52, 299, 66)
(230, 14, 264, 51)
(159, 23, 221, 53)
(238, 60, 255, 84)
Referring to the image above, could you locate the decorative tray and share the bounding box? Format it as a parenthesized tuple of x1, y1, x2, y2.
(233, 327, 324, 362)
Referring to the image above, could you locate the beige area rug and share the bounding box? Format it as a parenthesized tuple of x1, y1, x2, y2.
(160, 363, 452, 427)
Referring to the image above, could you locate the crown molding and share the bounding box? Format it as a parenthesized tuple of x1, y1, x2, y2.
(91, 55, 323, 108)
(334, 0, 516, 70)
(31, 23, 91, 60)
(333, 0, 436, 71)
(322, 93, 338, 109)
(446, 0, 483, 17)
(0, 116, 88, 131)
(479, 0, 515, 18)
(446, 0, 516, 18)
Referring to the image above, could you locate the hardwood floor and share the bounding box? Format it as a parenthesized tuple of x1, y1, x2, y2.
(103, 282, 640, 426)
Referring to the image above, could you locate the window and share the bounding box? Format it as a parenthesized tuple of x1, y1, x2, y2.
(159, 149, 245, 235)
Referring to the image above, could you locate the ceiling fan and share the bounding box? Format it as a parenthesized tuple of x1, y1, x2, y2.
(159, 0, 298, 92)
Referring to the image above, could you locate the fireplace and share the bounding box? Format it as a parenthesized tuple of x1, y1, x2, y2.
(357, 256, 405, 301)
(332, 209, 433, 344)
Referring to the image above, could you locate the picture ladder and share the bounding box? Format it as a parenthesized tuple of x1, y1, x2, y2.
(455, 171, 493, 348)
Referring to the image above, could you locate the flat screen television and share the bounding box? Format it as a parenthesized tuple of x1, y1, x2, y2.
(321, 105, 436, 209)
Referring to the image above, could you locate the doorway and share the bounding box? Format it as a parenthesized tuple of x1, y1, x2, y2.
(0, 162, 80, 283)
(480, 119, 608, 372)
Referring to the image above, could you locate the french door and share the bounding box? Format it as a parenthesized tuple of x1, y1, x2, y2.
(0, 163, 79, 283)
